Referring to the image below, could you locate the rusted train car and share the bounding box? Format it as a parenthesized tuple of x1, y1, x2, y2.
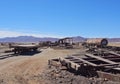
(82, 38, 108, 48)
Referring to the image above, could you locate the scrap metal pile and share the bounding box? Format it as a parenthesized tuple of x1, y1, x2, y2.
(39, 37, 73, 49)
(48, 38, 120, 82)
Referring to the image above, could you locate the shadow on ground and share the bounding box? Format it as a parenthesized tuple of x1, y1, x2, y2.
(20, 50, 42, 55)
(0, 50, 42, 60)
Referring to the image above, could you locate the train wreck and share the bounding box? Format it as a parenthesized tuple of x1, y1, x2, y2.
(48, 38, 120, 82)
(82, 38, 108, 48)
(39, 37, 74, 49)
(10, 44, 39, 54)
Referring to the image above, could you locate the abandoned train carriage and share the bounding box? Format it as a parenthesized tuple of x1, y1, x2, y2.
(83, 38, 108, 48)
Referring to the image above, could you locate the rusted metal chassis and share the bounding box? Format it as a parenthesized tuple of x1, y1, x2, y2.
(60, 54, 120, 70)
(57, 52, 120, 81)
(11, 45, 39, 54)
(49, 57, 120, 82)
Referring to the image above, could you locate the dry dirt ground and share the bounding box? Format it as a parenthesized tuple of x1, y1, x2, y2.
(108, 42, 120, 47)
(0, 47, 81, 84)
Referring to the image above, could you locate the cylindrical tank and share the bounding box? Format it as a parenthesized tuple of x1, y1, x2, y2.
(86, 38, 108, 46)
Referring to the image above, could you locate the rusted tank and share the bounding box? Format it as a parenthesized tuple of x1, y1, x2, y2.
(85, 38, 108, 47)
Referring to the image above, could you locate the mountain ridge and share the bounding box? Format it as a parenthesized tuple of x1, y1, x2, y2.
(0, 36, 119, 42)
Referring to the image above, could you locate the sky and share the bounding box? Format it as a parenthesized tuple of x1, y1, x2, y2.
(0, 0, 120, 38)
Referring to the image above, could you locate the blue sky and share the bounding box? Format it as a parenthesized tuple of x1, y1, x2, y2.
(0, 0, 120, 38)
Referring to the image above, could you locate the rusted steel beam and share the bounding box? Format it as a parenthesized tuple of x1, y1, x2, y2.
(108, 51, 120, 57)
(85, 53, 118, 65)
(69, 56, 97, 67)
(69, 59, 82, 63)
(48, 59, 61, 67)
(98, 64, 119, 67)
(59, 57, 80, 70)
(70, 56, 119, 67)
(83, 57, 120, 62)
(101, 49, 120, 56)
(113, 67, 120, 71)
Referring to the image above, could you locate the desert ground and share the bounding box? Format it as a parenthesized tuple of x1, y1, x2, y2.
(108, 42, 120, 47)
(0, 42, 120, 84)
(0, 45, 81, 84)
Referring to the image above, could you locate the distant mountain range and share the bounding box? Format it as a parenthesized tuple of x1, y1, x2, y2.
(0, 36, 119, 43)
(108, 38, 120, 42)
(0, 36, 58, 43)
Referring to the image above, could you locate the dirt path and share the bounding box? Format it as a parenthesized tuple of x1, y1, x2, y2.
(0, 48, 80, 84)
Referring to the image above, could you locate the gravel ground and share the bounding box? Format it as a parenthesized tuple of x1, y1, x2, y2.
(0, 47, 80, 84)
(0, 45, 120, 84)
(41, 65, 120, 84)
